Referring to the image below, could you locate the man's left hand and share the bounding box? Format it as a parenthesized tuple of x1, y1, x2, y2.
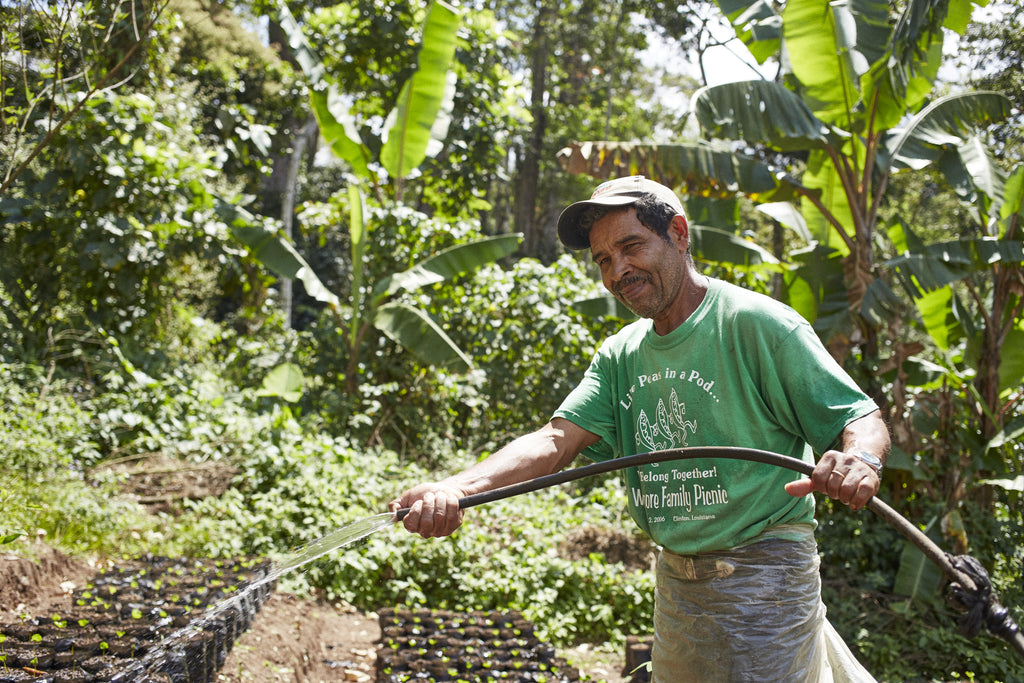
(784, 450, 880, 511)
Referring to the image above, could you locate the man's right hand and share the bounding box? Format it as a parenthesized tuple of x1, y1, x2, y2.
(389, 483, 465, 538)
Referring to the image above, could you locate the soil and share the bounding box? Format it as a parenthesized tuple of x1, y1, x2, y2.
(0, 542, 634, 682)
(95, 455, 238, 517)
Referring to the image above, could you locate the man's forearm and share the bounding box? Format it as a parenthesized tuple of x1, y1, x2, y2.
(393, 418, 599, 538)
(440, 420, 591, 496)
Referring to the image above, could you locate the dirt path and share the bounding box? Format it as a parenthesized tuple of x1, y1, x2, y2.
(216, 592, 380, 682)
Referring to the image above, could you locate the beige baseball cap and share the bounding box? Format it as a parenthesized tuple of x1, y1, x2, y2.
(556, 175, 686, 250)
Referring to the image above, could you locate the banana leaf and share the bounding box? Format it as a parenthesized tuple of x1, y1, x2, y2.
(277, 2, 371, 176)
(220, 202, 340, 308)
(373, 302, 472, 372)
(692, 80, 833, 152)
(373, 234, 522, 302)
(380, 0, 460, 179)
(893, 516, 944, 601)
(557, 140, 797, 202)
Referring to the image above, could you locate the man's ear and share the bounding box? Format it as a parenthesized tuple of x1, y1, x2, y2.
(669, 214, 689, 250)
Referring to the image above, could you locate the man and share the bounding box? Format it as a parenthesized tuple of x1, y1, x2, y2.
(391, 176, 888, 681)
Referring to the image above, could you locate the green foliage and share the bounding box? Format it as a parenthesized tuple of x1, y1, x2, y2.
(301, 0, 422, 122)
(817, 495, 1024, 681)
(240, 3, 521, 391)
(172, 428, 415, 559)
(86, 366, 256, 466)
(298, 0, 522, 217)
(257, 363, 305, 402)
(0, 364, 159, 554)
(0, 86, 242, 359)
(158, 0, 304, 207)
(1, 1, 161, 190)
(282, 200, 524, 444)
(290, 248, 619, 454)
(0, 366, 96, 478)
(433, 256, 620, 437)
(174, 435, 654, 646)
(280, 0, 460, 190)
(957, 1, 1024, 162)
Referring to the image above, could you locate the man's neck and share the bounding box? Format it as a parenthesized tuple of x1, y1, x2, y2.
(651, 273, 710, 336)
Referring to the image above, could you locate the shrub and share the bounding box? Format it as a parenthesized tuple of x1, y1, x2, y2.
(173, 437, 655, 647)
(332, 254, 624, 456)
(0, 363, 159, 553)
(816, 495, 1024, 681)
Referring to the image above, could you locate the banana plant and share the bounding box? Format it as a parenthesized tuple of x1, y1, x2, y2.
(278, 0, 459, 197)
(223, 198, 521, 395)
(884, 161, 1024, 424)
(226, 0, 521, 395)
(559, 0, 1013, 349)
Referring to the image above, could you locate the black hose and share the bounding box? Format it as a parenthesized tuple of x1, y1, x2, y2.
(395, 446, 1024, 660)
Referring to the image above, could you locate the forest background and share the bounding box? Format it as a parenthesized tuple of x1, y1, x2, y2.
(1, 0, 1023, 680)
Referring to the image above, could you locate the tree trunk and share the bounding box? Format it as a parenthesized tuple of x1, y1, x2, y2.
(844, 219, 886, 409)
(515, 0, 553, 259)
(279, 119, 319, 329)
(975, 265, 1024, 442)
(263, 18, 313, 329)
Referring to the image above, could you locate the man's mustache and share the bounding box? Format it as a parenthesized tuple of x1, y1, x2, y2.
(615, 274, 650, 297)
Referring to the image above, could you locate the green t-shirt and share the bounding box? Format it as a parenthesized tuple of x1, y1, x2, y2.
(554, 279, 879, 555)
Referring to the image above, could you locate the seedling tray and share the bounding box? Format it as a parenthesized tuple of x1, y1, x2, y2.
(377, 607, 581, 682)
(0, 555, 273, 682)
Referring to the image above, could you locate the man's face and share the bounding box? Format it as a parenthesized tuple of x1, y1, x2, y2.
(589, 207, 689, 323)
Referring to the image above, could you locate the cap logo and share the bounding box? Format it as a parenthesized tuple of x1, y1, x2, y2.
(591, 175, 644, 199)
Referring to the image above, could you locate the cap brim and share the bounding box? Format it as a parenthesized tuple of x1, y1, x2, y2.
(556, 195, 643, 250)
